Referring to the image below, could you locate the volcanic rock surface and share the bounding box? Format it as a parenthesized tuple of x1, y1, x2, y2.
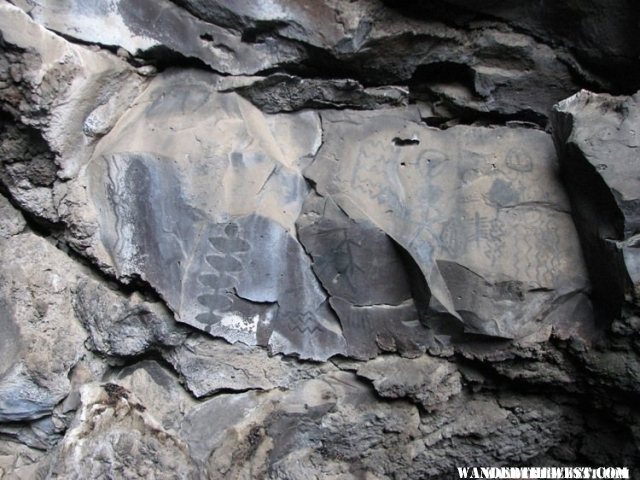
(0, 0, 639, 478)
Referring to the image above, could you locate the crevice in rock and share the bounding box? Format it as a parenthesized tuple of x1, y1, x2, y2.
(392, 137, 420, 146)
(102, 349, 179, 376)
(554, 138, 627, 323)
(139, 44, 230, 76)
(383, 0, 637, 95)
(0, 176, 178, 321)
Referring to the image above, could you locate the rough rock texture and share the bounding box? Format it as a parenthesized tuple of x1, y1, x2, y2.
(553, 91, 640, 318)
(394, 0, 640, 92)
(1, 0, 640, 478)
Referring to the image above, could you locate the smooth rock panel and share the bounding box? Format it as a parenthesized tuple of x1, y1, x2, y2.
(83, 69, 347, 360)
(306, 108, 590, 339)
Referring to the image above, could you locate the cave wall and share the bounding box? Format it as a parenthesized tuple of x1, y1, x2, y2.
(0, 0, 639, 478)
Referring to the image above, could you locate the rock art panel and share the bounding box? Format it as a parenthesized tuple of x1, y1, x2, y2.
(306, 108, 590, 339)
(298, 193, 434, 359)
(84, 70, 346, 360)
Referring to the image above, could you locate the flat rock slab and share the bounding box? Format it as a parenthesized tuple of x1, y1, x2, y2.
(356, 355, 462, 411)
(15, 0, 303, 76)
(163, 335, 330, 398)
(79, 69, 591, 359)
(553, 90, 640, 312)
(306, 108, 590, 339)
(83, 69, 348, 361)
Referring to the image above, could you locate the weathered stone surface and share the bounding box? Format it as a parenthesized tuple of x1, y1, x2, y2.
(0, 439, 49, 479)
(0, 194, 26, 238)
(17, 0, 586, 121)
(75, 69, 352, 360)
(164, 335, 329, 398)
(113, 361, 196, 433)
(46, 383, 198, 479)
(2, 0, 640, 476)
(298, 193, 434, 359)
(306, 108, 590, 340)
(0, 232, 88, 422)
(402, 0, 640, 90)
(0, 416, 63, 451)
(16, 0, 304, 76)
(235, 74, 408, 113)
(0, 3, 146, 180)
(355, 355, 462, 411)
(73, 278, 187, 357)
(553, 90, 640, 314)
(180, 371, 421, 479)
(408, 393, 584, 478)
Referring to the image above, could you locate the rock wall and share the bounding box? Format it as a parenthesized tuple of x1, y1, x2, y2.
(0, 0, 639, 478)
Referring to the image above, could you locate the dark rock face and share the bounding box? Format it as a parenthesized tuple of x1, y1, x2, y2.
(235, 74, 409, 113)
(390, 0, 640, 92)
(1, 0, 640, 478)
(552, 91, 640, 317)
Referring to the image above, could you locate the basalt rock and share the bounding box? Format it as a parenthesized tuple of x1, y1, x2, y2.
(1, 0, 640, 477)
(305, 108, 590, 341)
(552, 90, 640, 316)
(0, 230, 88, 423)
(234, 74, 409, 113)
(14, 0, 588, 123)
(390, 0, 640, 92)
(45, 383, 199, 479)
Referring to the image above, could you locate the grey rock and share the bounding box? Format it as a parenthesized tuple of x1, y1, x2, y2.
(2, 0, 640, 475)
(306, 108, 590, 340)
(178, 389, 274, 467)
(0, 416, 63, 451)
(0, 439, 50, 480)
(164, 335, 329, 398)
(18, 0, 305, 76)
(298, 193, 433, 359)
(73, 278, 187, 357)
(0, 194, 26, 238)
(45, 383, 199, 479)
(235, 74, 408, 113)
(113, 360, 196, 432)
(580, 347, 640, 396)
(171, 0, 361, 47)
(552, 90, 640, 314)
(180, 371, 421, 479)
(0, 232, 89, 422)
(0, 119, 58, 221)
(19, 0, 585, 121)
(407, 0, 640, 90)
(78, 69, 349, 361)
(0, 3, 147, 181)
(172, 370, 587, 479)
(457, 341, 580, 388)
(407, 393, 583, 478)
(298, 194, 414, 308)
(356, 355, 462, 411)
